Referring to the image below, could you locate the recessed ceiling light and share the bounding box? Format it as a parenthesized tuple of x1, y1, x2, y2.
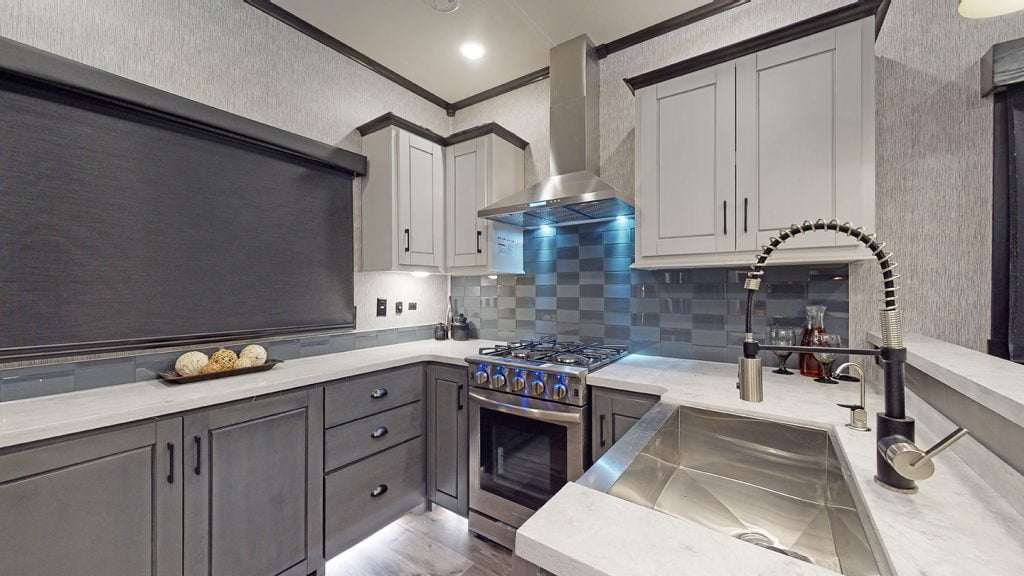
(958, 0, 1024, 17)
(460, 42, 486, 60)
(423, 0, 459, 13)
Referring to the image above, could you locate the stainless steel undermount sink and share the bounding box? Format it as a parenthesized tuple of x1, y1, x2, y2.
(578, 404, 890, 576)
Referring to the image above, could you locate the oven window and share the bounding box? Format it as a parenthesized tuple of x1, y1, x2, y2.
(478, 407, 568, 511)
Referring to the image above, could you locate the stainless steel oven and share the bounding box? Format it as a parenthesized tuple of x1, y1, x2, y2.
(468, 387, 587, 549)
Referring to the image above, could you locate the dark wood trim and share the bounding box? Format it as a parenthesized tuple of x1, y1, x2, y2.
(446, 122, 529, 149)
(623, 0, 886, 94)
(0, 35, 367, 176)
(357, 112, 529, 150)
(982, 36, 1024, 97)
(595, 0, 750, 59)
(447, 67, 549, 115)
(356, 112, 447, 146)
(245, 0, 450, 111)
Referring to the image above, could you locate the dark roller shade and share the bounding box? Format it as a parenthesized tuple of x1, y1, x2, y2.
(0, 74, 355, 360)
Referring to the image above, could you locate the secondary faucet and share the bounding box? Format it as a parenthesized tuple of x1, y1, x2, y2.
(736, 219, 968, 493)
(834, 362, 870, 432)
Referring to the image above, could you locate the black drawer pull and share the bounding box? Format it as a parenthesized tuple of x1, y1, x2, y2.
(599, 414, 607, 448)
(457, 384, 464, 411)
(404, 229, 410, 252)
(476, 230, 482, 254)
(166, 442, 175, 484)
(193, 435, 202, 475)
(743, 197, 749, 233)
(723, 200, 728, 235)
(370, 387, 388, 399)
(370, 484, 389, 498)
(370, 426, 389, 439)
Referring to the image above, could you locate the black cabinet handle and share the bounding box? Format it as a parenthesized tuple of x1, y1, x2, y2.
(370, 426, 389, 439)
(723, 200, 727, 235)
(166, 442, 175, 484)
(193, 435, 201, 475)
(457, 384, 464, 411)
(370, 484, 389, 498)
(743, 198, 748, 233)
(370, 387, 388, 399)
(599, 414, 607, 448)
(476, 230, 482, 254)
(404, 228, 410, 252)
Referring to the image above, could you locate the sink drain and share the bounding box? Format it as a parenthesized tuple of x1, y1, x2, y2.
(731, 530, 815, 565)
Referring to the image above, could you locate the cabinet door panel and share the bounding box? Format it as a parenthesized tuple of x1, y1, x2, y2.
(639, 63, 735, 257)
(448, 140, 488, 267)
(0, 421, 182, 576)
(591, 388, 658, 462)
(398, 132, 442, 267)
(427, 364, 469, 516)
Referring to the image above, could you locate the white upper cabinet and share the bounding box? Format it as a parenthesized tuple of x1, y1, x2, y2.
(445, 134, 525, 275)
(361, 126, 444, 272)
(634, 17, 875, 268)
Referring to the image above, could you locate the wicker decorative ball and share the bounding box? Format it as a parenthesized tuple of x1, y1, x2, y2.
(233, 356, 257, 369)
(200, 361, 225, 374)
(175, 351, 209, 377)
(210, 348, 238, 367)
(239, 344, 267, 365)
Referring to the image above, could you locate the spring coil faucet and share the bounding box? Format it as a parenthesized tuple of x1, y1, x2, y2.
(737, 219, 968, 493)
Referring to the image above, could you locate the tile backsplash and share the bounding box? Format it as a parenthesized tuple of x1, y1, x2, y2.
(451, 218, 849, 363)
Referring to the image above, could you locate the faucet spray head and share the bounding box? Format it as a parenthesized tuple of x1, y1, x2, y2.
(738, 355, 763, 402)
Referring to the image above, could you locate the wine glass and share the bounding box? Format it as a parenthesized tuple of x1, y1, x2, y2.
(769, 327, 795, 375)
(812, 333, 842, 384)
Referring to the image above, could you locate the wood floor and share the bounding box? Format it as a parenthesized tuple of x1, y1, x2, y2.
(325, 506, 515, 576)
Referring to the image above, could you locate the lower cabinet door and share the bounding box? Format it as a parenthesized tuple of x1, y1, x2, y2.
(426, 363, 469, 516)
(591, 387, 659, 463)
(324, 437, 425, 558)
(184, 390, 319, 576)
(0, 420, 183, 576)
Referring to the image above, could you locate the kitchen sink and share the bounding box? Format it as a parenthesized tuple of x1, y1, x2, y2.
(578, 404, 889, 576)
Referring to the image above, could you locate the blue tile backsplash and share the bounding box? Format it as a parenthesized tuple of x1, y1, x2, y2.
(452, 218, 849, 364)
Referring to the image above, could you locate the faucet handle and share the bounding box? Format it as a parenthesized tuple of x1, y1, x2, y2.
(837, 403, 870, 432)
(879, 427, 969, 481)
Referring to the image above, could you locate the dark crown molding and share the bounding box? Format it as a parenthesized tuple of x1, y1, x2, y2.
(623, 0, 889, 94)
(356, 112, 529, 150)
(245, 0, 751, 116)
(0, 35, 367, 176)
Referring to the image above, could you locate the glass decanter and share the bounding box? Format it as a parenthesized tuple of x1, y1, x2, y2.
(800, 305, 827, 377)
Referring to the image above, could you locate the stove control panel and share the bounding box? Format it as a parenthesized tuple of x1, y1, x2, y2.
(467, 362, 585, 405)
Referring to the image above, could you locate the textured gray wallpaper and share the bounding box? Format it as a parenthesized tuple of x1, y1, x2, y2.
(0, 0, 451, 333)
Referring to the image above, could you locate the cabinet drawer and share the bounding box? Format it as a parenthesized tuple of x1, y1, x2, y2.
(324, 438, 424, 558)
(325, 401, 423, 472)
(324, 365, 423, 428)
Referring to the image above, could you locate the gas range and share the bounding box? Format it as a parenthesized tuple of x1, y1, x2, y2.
(464, 339, 628, 407)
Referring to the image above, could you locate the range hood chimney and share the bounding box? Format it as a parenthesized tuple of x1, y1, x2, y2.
(477, 35, 634, 227)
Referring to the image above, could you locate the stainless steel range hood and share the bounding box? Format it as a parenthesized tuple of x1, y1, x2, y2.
(478, 35, 634, 227)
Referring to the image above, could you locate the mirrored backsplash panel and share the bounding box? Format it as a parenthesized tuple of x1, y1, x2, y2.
(452, 219, 849, 363)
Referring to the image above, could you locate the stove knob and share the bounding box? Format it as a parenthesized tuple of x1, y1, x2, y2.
(529, 379, 546, 395)
(474, 370, 489, 385)
(552, 383, 568, 400)
(491, 373, 507, 389)
(510, 376, 527, 391)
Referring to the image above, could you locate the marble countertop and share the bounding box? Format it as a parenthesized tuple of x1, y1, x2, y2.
(0, 338, 500, 450)
(867, 331, 1024, 424)
(516, 355, 1024, 576)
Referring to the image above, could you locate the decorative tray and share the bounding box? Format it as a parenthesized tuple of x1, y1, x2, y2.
(157, 359, 283, 384)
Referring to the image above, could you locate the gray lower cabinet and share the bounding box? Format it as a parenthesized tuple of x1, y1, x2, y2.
(0, 420, 183, 576)
(426, 363, 469, 516)
(591, 386, 659, 463)
(184, 389, 321, 576)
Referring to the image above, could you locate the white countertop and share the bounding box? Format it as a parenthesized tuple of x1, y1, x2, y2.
(868, 331, 1024, 424)
(0, 338, 499, 450)
(517, 355, 1024, 576)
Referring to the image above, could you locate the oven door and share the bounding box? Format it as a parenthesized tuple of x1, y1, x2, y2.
(469, 388, 587, 529)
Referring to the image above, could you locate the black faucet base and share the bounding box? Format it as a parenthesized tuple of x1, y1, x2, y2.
(876, 412, 917, 492)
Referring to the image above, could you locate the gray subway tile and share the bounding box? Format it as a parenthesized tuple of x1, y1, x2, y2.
(74, 357, 137, 391)
(135, 351, 181, 380)
(300, 337, 331, 358)
(353, 333, 378, 350)
(330, 333, 355, 353)
(1, 364, 75, 402)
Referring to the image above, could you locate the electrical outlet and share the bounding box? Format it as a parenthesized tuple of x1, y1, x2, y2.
(376, 298, 387, 317)
(408, 302, 417, 311)
(396, 301, 403, 314)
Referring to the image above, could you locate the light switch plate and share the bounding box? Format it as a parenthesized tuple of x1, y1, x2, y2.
(376, 298, 387, 317)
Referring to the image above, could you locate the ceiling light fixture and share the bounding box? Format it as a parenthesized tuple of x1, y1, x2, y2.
(958, 0, 1024, 18)
(423, 0, 459, 13)
(460, 42, 486, 60)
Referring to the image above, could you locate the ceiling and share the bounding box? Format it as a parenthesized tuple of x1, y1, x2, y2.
(272, 0, 714, 103)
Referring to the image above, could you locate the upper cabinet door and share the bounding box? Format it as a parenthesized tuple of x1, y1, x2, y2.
(398, 131, 444, 267)
(637, 62, 736, 257)
(737, 19, 873, 251)
(447, 139, 488, 268)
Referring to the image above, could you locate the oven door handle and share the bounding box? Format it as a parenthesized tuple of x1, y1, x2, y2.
(469, 391, 582, 424)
